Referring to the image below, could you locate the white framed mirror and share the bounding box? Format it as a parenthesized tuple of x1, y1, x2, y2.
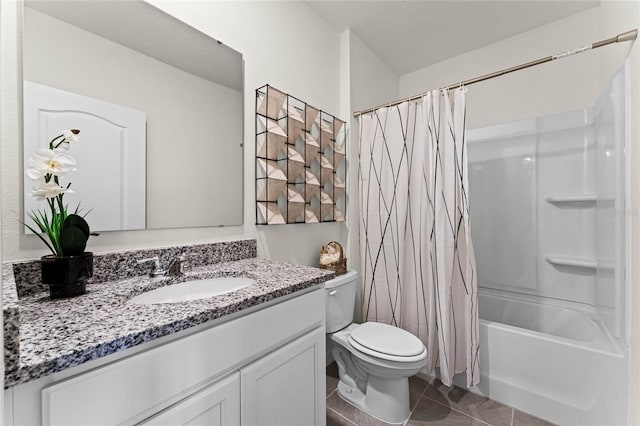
(22, 0, 244, 231)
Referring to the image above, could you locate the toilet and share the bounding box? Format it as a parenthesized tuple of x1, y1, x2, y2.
(325, 270, 427, 424)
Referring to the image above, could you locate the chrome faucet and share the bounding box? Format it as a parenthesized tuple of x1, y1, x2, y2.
(137, 254, 195, 277)
(167, 254, 193, 276)
(136, 256, 167, 278)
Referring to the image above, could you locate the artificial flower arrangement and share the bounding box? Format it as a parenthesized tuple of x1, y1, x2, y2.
(24, 129, 94, 298)
(25, 129, 92, 256)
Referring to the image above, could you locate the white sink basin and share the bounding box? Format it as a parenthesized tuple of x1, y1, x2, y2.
(128, 276, 255, 304)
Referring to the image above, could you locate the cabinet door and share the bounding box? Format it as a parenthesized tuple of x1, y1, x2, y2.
(241, 327, 325, 426)
(142, 372, 240, 426)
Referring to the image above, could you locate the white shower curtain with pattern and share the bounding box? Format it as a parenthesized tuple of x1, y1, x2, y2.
(358, 88, 479, 387)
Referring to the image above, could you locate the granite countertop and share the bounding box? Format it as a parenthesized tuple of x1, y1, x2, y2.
(4, 257, 334, 388)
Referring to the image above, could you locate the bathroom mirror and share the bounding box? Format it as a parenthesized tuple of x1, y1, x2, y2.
(22, 0, 244, 231)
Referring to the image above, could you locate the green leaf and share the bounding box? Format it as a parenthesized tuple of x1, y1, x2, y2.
(20, 219, 56, 256)
(60, 225, 87, 256)
(63, 214, 90, 239)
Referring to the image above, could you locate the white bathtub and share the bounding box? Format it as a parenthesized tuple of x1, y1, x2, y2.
(451, 289, 628, 425)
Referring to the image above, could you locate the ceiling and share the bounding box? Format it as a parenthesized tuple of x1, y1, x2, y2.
(306, 1, 600, 76)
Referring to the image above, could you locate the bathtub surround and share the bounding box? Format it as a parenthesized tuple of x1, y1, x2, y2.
(456, 64, 629, 425)
(2, 238, 334, 388)
(359, 88, 479, 387)
(468, 64, 627, 335)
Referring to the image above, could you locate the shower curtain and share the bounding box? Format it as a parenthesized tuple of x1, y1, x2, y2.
(358, 88, 479, 387)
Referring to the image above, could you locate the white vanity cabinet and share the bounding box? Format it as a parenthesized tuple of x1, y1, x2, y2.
(241, 328, 325, 425)
(4, 288, 326, 426)
(142, 372, 241, 426)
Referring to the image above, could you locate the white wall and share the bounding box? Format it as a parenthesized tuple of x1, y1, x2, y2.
(399, 3, 640, 422)
(399, 4, 631, 129)
(1, 0, 347, 267)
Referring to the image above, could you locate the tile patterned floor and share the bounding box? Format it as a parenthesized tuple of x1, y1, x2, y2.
(325, 364, 556, 426)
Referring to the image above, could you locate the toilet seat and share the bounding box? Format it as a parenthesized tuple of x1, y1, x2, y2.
(347, 322, 427, 363)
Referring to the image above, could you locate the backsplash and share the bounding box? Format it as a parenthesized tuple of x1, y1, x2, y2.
(8, 239, 257, 298)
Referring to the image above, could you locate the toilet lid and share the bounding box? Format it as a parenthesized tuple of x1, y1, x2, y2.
(348, 322, 425, 357)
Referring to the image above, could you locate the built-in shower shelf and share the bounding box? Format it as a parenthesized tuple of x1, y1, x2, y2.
(545, 255, 614, 271)
(545, 194, 615, 207)
(546, 255, 595, 269)
(545, 194, 596, 206)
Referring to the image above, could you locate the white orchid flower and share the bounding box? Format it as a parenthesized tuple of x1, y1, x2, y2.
(26, 148, 77, 180)
(63, 129, 80, 144)
(62, 129, 80, 142)
(30, 180, 73, 201)
(53, 129, 80, 150)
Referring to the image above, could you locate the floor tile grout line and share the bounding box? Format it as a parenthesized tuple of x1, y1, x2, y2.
(330, 386, 395, 425)
(420, 393, 493, 426)
(327, 407, 358, 426)
(404, 382, 431, 425)
(327, 387, 337, 400)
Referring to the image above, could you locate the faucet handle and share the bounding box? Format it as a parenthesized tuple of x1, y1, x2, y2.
(179, 253, 199, 266)
(136, 256, 167, 277)
(168, 253, 196, 276)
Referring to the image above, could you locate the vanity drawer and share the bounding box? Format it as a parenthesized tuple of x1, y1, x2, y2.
(40, 288, 324, 425)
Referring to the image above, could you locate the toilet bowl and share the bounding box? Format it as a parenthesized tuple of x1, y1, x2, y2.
(325, 271, 427, 424)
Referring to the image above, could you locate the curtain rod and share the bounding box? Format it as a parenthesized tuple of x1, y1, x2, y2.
(352, 29, 638, 118)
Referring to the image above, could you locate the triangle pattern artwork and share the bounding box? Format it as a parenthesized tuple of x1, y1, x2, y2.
(256, 84, 347, 224)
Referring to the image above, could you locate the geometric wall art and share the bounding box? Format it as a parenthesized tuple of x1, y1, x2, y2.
(256, 85, 346, 224)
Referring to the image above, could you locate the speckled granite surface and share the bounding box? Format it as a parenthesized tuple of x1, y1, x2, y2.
(10, 239, 257, 298)
(2, 266, 20, 374)
(3, 240, 333, 389)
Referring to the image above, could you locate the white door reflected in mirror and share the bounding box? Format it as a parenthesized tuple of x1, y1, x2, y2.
(23, 81, 146, 232)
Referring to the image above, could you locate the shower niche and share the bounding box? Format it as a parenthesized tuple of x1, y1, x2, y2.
(255, 85, 346, 225)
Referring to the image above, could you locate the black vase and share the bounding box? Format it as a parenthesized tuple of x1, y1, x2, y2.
(41, 252, 94, 299)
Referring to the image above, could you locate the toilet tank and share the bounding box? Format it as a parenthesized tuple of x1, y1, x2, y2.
(325, 270, 359, 333)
